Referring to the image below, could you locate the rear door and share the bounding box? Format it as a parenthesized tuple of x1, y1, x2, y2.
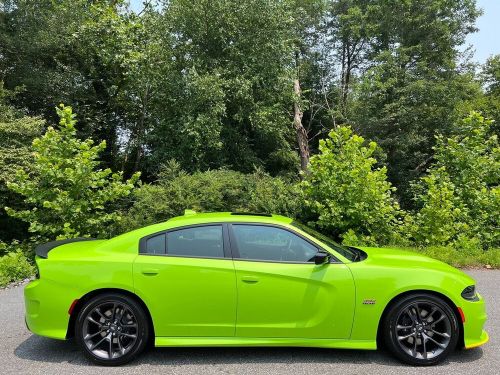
(229, 224, 355, 339)
(133, 224, 237, 337)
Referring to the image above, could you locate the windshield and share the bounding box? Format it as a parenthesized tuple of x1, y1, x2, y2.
(291, 221, 359, 261)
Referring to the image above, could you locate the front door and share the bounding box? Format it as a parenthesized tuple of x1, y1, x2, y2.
(133, 224, 237, 337)
(229, 224, 355, 339)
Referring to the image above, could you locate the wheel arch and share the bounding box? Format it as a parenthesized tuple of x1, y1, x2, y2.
(66, 288, 155, 346)
(376, 289, 464, 349)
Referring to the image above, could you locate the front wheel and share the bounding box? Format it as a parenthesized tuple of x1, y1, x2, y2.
(383, 293, 459, 366)
(75, 293, 149, 366)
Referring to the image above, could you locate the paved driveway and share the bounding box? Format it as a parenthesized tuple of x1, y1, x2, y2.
(1, 270, 498, 374)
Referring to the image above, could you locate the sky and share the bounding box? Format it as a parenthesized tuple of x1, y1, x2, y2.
(129, 0, 500, 64)
(466, 0, 500, 63)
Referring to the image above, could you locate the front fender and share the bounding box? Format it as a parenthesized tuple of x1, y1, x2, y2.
(347, 262, 475, 342)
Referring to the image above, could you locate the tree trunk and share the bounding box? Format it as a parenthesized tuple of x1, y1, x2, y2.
(293, 78, 310, 172)
(131, 85, 150, 174)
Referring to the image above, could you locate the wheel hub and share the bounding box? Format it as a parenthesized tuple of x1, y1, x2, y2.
(82, 301, 139, 360)
(395, 301, 452, 360)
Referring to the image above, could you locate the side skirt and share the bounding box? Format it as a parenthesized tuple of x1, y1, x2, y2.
(155, 337, 377, 350)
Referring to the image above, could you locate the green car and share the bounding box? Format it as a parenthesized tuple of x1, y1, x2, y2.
(25, 211, 488, 366)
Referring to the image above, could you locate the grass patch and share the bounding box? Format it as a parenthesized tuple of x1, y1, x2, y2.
(403, 246, 500, 269)
(0, 251, 35, 287)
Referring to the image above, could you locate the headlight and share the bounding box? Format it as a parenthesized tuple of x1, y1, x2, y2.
(461, 285, 479, 301)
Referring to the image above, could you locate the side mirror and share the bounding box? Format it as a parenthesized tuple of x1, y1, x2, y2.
(314, 251, 330, 265)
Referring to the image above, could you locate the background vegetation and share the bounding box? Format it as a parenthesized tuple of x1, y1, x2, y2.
(0, 0, 499, 285)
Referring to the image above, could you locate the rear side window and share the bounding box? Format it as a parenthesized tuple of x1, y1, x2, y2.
(145, 234, 166, 254)
(142, 225, 225, 258)
(167, 225, 224, 258)
(231, 225, 318, 262)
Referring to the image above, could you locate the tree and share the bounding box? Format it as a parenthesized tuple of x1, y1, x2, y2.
(349, 0, 481, 207)
(301, 125, 402, 245)
(468, 55, 500, 135)
(326, 0, 374, 120)
(144, 0, 304, 175)
(0, 0, 144, 171)
(0, 83, 44, 242)
(5, 105, 140, 240)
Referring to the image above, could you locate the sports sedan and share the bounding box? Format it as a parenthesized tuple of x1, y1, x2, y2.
(24, 211, 488, 366)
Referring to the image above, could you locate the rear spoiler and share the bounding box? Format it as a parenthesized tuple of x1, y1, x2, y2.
(35, 238, 97, 259)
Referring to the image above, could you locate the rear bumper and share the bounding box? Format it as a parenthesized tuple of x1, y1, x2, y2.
(24, 279, 73, 340)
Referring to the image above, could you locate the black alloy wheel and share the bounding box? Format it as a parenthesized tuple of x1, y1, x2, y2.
(75, 293, 149, 366)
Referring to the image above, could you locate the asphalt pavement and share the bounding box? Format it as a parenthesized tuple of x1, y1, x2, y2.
(1, 270, 498, 375)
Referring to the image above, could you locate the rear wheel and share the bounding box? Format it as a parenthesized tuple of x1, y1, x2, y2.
(383, 293, 459, 366)
(75, 293, 149, 366)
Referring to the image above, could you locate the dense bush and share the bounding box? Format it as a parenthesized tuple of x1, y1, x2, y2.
(413, 112, 499, 249)
(301, 126, 404, 245)
(114, 162, 302, 234)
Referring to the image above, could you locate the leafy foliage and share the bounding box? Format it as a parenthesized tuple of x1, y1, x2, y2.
(115, 164, 301, 234)
(0, 246, 35, 287)
(0, 84, 45, 241)
(301, 126, 403, 245)
(5, 105, 140, 240)
(413, 112, 500, 248)
(0, 1, 498, 272)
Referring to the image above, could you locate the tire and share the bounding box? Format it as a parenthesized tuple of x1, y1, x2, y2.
(75, 293, 149, 366)
(383, 293, 459, 366)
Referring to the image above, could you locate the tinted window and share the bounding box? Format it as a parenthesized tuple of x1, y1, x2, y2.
(167, 225, 224, 258)
(291, 221, 358, 261)
(145, 234, 166, 254)
(232, 225, 318, 262)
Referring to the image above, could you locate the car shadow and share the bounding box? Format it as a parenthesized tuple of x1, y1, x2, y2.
(14, 335, 484, 368)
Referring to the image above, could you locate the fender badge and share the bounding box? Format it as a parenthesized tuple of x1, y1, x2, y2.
(363, 299, 376, 305)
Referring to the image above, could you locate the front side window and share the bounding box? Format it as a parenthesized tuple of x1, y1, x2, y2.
(167, 225, 224, 258)
(231, 225, 318, 262)
(291, 221, 359, 261)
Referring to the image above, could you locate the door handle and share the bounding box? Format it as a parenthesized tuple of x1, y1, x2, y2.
(141, 268, 159, 276)
(241, 276, 259, 284)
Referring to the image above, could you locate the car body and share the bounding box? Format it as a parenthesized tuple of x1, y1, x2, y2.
(24, 211, 488, 365)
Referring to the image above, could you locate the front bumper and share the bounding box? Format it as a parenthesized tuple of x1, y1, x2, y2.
(465, 330, 489, 349)
(461, 293, 489, 349)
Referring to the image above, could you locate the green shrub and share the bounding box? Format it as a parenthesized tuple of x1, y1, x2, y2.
(413, 112, 499, 248)
(5, 105, 140, 240)
(301, 126, 403, 245)
(0, 250, 35, 287)
(114, 164, 302, 234)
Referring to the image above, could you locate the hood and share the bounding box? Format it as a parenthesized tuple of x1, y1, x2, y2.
(357, 246, 470, 278)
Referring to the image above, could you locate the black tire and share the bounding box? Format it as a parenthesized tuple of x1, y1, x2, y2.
(75, 293, 149, 366)
(383, 293, 459, 366)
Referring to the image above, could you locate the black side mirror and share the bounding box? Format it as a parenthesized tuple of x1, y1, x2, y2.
(314, 251, 330, 265)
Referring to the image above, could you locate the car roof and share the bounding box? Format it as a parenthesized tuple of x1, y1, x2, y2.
(167, 211, 293, 226)
(111, 211, 295, 243)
